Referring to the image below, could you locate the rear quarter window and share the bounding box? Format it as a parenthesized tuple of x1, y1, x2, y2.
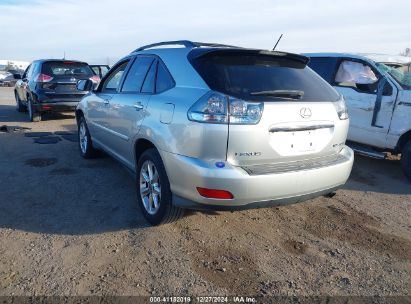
(141, 60, 157, 93)
(190, 52, 340, 102)
(156, 61, 175, 93)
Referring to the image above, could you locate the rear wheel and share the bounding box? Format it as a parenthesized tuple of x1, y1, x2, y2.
(78, 116, 97, 158)
(136, 148, 184, 225)
(14, 91, 25, 112)
(27, 96, 41, 122)
(400, 139, 411, 182)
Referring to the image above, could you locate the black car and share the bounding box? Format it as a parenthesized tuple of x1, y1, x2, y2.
(14, 59, 99, 122)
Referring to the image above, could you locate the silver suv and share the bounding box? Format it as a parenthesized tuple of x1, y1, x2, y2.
(76, 40, 354, 225)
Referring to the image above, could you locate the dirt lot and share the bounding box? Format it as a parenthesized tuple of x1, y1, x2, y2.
(0, 87, 410, 298)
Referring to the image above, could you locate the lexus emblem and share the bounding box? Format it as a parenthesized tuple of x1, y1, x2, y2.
(300, 107, 312, 119)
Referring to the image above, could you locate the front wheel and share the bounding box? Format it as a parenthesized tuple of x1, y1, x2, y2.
(136, 148, 184, 225)
(27, 97, 41, 122)
(400, 139, 411, 182)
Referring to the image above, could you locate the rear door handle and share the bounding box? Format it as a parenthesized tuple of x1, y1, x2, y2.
(134, 102, 144, 110)
(103, 99, 110, 104)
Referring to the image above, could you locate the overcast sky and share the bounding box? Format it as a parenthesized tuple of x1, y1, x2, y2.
(0, 0, 410, 64)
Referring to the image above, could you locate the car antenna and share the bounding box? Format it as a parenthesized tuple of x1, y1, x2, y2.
(63, 51, 66, 60)
(272, 34, 283, 51)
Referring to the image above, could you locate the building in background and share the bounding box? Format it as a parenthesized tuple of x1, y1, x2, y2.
(0, 60, 30, 72)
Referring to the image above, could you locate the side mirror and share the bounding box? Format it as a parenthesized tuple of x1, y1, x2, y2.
(13, 73, 22, 80)
(77, 79, 98, 91)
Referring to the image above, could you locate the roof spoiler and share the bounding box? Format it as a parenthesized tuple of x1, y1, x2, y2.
(188, 49, 310, 66)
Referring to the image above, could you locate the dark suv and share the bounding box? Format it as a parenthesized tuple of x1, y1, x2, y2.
(14, 59, 99, 122)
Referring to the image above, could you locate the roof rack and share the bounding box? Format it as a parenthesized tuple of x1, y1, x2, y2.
(132, 40, 240, 52)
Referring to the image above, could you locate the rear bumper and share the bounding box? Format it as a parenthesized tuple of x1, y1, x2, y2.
(161, 146, 354, 209)
(33, 101, 80, 112)
(173, 187, 340, 211)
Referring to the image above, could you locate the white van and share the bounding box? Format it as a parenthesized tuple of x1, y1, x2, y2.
(306, 53, 411, 181)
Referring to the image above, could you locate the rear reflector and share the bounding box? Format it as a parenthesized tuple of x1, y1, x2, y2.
(42, 105, 51, 110)
(196, 187, 234, 199)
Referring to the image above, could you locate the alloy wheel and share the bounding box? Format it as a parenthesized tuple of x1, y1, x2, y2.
(79, 122, 88, 154)
(139, 160, 161, 215)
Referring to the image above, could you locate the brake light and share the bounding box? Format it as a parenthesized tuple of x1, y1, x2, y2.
(333, 96, 349, 120)
(188, 92, 228, 124)
(89, 75, 100, 83)
(188, 91, 263, 125)
(35, 73, 53, 83)
(196, 187, 234, 199)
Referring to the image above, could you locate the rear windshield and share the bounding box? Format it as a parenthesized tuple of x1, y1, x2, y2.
(190, 53, 340, 102)
(42, 61, 93, 77)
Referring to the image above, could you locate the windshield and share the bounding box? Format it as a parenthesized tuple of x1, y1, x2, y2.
(377, 63, 411, 90)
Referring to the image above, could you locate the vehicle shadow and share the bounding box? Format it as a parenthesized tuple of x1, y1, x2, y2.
(0, 131, 150, 235)
(42, 112, 75, 121)
(0, 169, 150, 235)
(0, 104, 27, 123)
(61, 123, 78, 132)
(344, 154, 411, 195)
(0, 104, 75, 123)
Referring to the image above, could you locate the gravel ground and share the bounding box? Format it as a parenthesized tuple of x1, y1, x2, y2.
(0, 87, 410, 299)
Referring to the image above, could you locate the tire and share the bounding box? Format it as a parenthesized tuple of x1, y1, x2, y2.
(27, 96, 41, 122)
(78, 116, 97, 159)
(136, 148, 184, 225)
(14, 91, 25, 112)
(400, 139, 411, 182)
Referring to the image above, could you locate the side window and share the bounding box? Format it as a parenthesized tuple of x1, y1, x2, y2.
(100, 66, 109, 77)
(32, 63, 41, 77)
(156, 61, 174, 93)
(334, 60, 379, 94)
(23, 64, 32, 79)
(121, 56, 154, 93)
(101, 61, 129, 92)
(91, 66, 100, 76)
(141, 60, 157, 94)
(307, 57, 338, 83)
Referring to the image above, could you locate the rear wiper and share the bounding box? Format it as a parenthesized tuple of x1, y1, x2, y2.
(250, 90, 304, 100)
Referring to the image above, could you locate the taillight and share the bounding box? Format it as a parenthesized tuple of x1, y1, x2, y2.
(196, 187, 234, 199)
(89, 75, 100, 83)
(188, 91, 228, 124)
(333, 96, 349, 120)
(229, 98, 264, 125)
(35, 73, 53, 83)
(188, 91, 263, 125)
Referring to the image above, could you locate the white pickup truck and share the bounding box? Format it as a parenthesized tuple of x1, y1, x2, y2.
(305, 53, 411, 180)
